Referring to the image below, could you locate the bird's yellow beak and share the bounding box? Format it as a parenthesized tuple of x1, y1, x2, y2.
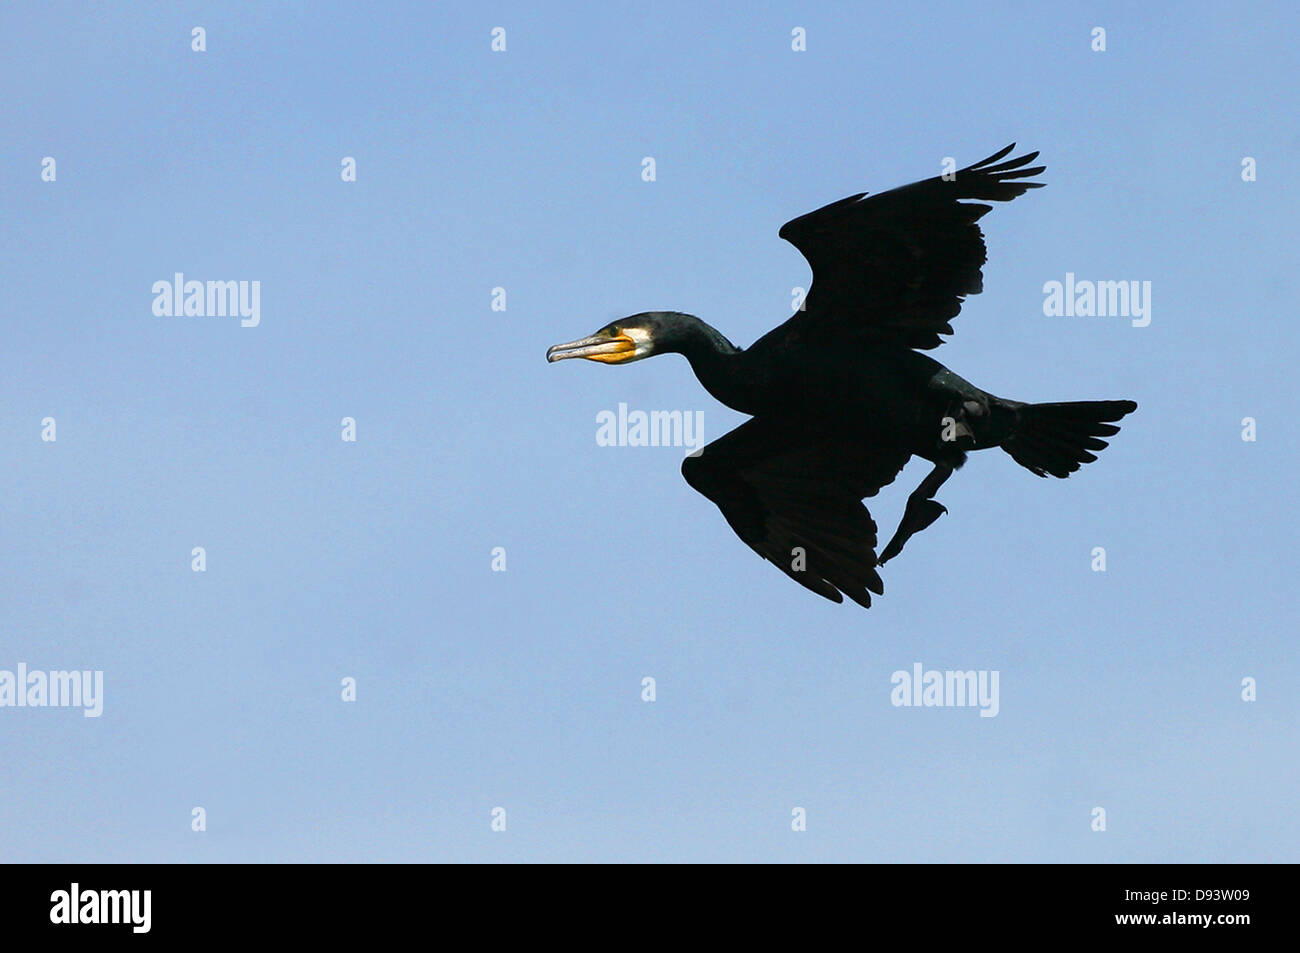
(546, 332, 637, 364)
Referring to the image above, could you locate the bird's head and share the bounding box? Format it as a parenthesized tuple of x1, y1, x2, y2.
(546, 311, 696, 365)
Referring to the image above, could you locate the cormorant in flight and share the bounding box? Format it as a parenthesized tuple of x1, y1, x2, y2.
(547, 145, 1136, 607)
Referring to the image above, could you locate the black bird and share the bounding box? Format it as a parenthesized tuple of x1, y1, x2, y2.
(547, 145, 1136, 608)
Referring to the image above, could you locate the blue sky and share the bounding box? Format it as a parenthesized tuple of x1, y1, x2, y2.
(1, 1, 1296, 862)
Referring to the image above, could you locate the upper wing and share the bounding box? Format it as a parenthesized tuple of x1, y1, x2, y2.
(681, 418, 911, 608)
(763, 144, 1045, 353)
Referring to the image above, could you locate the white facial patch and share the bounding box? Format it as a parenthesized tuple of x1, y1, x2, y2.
(624, 326, 655, 358)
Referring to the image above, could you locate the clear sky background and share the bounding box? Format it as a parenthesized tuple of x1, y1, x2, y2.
(1, 2, 1296, 862)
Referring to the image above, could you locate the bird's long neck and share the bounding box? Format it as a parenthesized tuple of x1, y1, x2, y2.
(670, 317, 753, 413)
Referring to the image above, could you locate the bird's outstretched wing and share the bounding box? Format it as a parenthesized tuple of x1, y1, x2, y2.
(762, 144, 1044, 353)
(681, 418, 911, 607)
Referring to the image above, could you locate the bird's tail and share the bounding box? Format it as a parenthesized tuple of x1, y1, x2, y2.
(1001, 400, 1137, 478)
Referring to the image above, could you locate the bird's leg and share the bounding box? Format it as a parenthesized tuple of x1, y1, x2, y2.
(878, 462, 954, 565)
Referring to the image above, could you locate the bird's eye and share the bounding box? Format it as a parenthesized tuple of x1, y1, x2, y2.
(608, 327, 619, 336)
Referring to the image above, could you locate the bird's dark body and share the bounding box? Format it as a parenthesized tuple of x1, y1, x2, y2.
(691, 337, 1009, 461)
(548, 144, 1137, 607)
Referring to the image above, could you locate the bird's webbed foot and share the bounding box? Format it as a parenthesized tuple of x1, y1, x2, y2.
(879, 498, 947, 565)
(878, 462, 954, 566)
